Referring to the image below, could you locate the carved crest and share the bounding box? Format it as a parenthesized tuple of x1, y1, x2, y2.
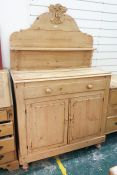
(49, 4, 67, 24)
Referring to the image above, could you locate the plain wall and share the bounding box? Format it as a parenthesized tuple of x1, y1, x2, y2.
(0, 0, 117, 74)
(0, 0, 30, 67)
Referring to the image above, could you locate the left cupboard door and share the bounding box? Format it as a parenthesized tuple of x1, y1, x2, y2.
(26, 99, 68, 153)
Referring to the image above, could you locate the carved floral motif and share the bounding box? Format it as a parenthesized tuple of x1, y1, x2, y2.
(49, 4, 67, 24)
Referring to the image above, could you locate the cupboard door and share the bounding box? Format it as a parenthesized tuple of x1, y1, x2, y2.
(69, 92, 104, 143)
(26, 99, 68, 153)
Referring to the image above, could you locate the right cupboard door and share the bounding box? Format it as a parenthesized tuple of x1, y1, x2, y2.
(69, 92, 104, 143)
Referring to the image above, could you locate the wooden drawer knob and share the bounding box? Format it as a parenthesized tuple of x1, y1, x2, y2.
(87, 84, 93, 89)
(45, 88, 52, 94)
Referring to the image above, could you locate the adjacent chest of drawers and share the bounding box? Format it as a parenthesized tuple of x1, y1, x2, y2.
(0, 70, 19, 171)
(106, 76, 117, 134)
(11, 68, 110, 168)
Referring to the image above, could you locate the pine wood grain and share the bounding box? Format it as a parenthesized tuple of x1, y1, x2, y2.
(0, 70, 12, 108)
(10, 8, 93, 70)
(0, 122, 13, 137)
(11, 68, 110, 166)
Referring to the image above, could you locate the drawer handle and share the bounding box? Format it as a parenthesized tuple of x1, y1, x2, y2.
(87, 84, 93, 89)
(45, 88, 52, 94)
(0, 146, 3, 150)
(0, 155, 4, 160)
(114, 122, 117, 125)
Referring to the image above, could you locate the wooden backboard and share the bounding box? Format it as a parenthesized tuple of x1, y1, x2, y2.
(10, 4, 93, 70)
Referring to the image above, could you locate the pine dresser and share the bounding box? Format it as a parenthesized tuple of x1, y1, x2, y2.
(0, 70, 19, 170)
(10, 4, 111, 169)
(106, 75, 117, 134)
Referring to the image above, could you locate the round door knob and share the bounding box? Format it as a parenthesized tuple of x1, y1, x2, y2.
(87, 84, 93, 89)
(45, 88, 52, 94)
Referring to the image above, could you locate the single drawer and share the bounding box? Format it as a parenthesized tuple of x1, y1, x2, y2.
(24, 78, 107, 99)
(106, 116, 117, 134)
(0, 151, 15, 165)
(0, 137, 15, 154)
(0, 122, 13, 137)
(0, 110, 7, 122)
(109, 89, 117, 105)
(108, 105, 117, 116)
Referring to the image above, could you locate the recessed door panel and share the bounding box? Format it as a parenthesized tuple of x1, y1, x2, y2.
(26, 99, 68, 152)
(69, 92, 104, 143)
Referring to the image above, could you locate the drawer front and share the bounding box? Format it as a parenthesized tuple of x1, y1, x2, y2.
(108, 105, 117, 116)
(0, 137, 15, 154)
(0, 110, 7, 122)
(0, 151, 15, 165)
(0, 122, 13, 137)
(106, 116, 117, 134)
(24, 78, 107, 99)
(109, 89, 117, 105)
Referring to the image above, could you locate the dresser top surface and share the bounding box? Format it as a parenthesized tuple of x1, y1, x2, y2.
(11, 68, 111, 83)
